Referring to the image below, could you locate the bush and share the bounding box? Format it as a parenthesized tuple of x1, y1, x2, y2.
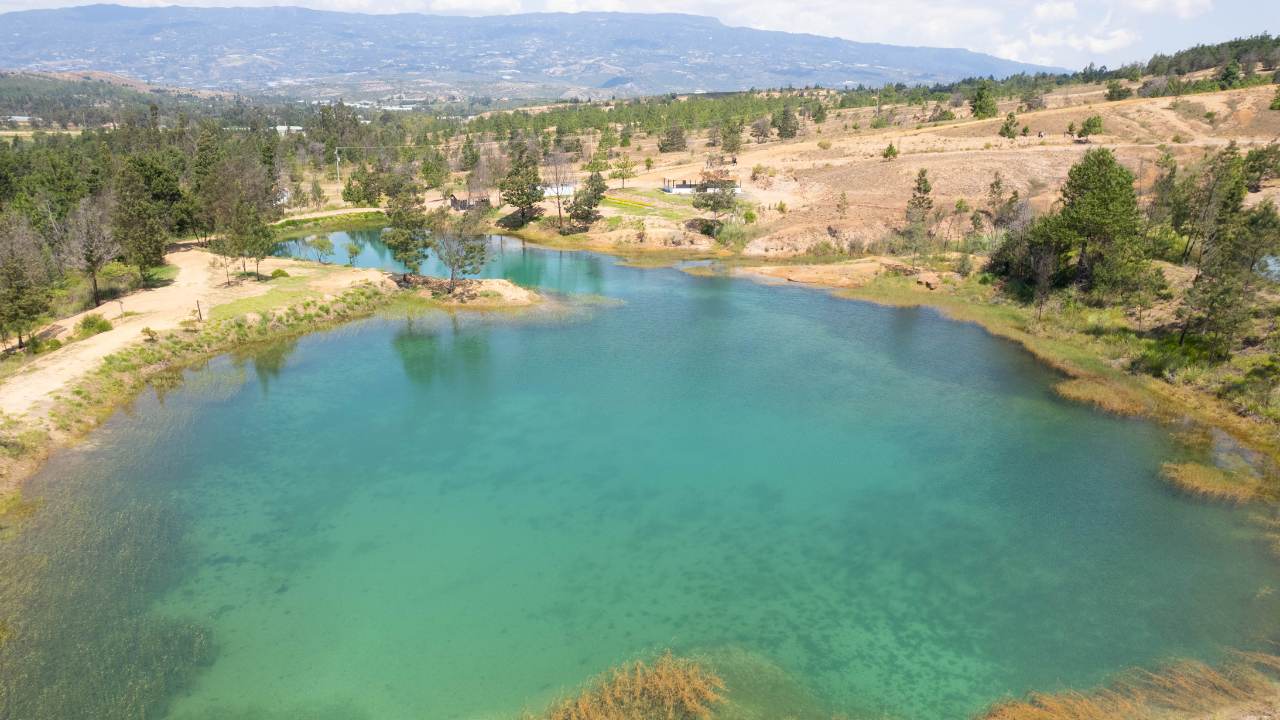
(817, 139, 832, 150)
(270, 268, 290, 278)
(27, 337, 61, 354)
(1133, 336, 1214, 377)
(75, 314, 113, 339)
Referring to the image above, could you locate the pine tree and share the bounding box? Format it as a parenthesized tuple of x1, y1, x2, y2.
(970, 81, 999, 119)
(112, 156, 168, 284)
(998, 112, 1019, 139)
(773, 106, 800, 139)
(720, 119, 744, 154)
(382, 186, 431, 279)
(905, 168, 933, 246)
(0, 219, 48, 349)
(1058, 148, 1141, 288)
(568, 172, 608, 227)
(460, 136, 480, 171)
(657, 124, 687, 153)
(499, 144, 544, 223)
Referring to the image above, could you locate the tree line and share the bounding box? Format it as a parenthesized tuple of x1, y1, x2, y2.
(0, 109, 284, 349)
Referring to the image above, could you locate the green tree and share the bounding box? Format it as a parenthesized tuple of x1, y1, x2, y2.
(342, 165, 383, 205)
(609, 155, 637, 188)
(0, 217, 49, 349)
(1076, 115, 1104, 140)
(905, 168, 934, 246)
(382, 186, 432, 279)
(882, 142, 898, 160)
(773, 106, 800, 139)
(598, 125, 619, 153)
(720, 119, 744, 154)
(970, 81, 999, 119)
(568, 172, 608, 227)
(431, 207, 490, 291)
(582, 150, 610, 174)
(1219, 59, 1242, 87)
(1058, 148, 1142, 287)
(985, 171, 1022, 230)
(657, 124, 687, 153)
(1105, 80, 1133, 101)
(1271, 86, 1280, 111)
(232, 200, 276, 275)
(421, 149, 450, 189)
(998, 112, 1019, 139)
(309, 178, 326, 208)
(460, 135, 480, 171)
(498, 144, 544, 224)
(111, 156, 168, 284)
(692, 171, 738, 221)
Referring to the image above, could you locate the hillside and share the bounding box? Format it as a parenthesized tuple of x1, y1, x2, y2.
(0, 4, 1060, 100)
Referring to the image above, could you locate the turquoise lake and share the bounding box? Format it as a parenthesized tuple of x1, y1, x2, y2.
(6, 230, 1280, 720)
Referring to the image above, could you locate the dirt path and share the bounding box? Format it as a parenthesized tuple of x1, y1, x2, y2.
(0, 247, 384, 421)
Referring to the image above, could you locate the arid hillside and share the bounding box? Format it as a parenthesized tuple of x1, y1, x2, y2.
(596, 81, 1280, 257)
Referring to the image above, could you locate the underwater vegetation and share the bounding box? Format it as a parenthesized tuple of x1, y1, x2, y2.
(979, 651, 1280, 719)
(531, 651, 725, 720)
(0, 462, 212, 718)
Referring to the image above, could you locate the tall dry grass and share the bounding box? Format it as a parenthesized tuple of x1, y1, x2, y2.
(532, 651, 725, 720)
(979, 651, 1280, 720)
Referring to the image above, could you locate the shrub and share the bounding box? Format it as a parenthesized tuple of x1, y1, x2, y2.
(270, 268, 290, 278)
(75, 314, 113, 339)
(538, 651, 724, 720)
(1132, 336, 1214, 377)
(882, 143, 898, 160)
(817, 139, 832, 150)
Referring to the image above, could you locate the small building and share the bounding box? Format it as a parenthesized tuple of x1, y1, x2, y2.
(540, 182, 577, 198)
(661, 178, 742, 195)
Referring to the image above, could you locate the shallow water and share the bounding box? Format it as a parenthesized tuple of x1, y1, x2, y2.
(8, 233, 1280, 720)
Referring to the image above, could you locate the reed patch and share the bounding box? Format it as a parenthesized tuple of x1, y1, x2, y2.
(979, 651, 1280, 720)
(530, 651, 725, 720)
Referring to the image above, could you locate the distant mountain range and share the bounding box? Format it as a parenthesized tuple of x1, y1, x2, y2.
(0, 4, 1064, 101)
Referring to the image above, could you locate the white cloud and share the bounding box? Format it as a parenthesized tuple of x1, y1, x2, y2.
(1124, 0, 1212, 19)
(1034, 1, 1078, 21)
(1028, 27, 1138, 53)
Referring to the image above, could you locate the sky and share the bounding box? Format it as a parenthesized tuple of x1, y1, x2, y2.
(0, 0, 1270, 70)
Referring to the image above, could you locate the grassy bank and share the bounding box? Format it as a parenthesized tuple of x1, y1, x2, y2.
(273, 210, 387, 236)
(496, 220, 728, 268)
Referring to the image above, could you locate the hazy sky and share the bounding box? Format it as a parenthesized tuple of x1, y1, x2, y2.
(0, 0, 1269, 70)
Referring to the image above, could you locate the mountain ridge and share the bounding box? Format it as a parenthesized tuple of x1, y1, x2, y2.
(0, 4, 1066, 100)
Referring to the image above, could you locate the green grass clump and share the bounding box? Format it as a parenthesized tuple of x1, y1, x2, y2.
(75, 313, 113, 339)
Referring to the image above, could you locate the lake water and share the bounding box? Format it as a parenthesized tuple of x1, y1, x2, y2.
(5, 231, 1280, 720)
